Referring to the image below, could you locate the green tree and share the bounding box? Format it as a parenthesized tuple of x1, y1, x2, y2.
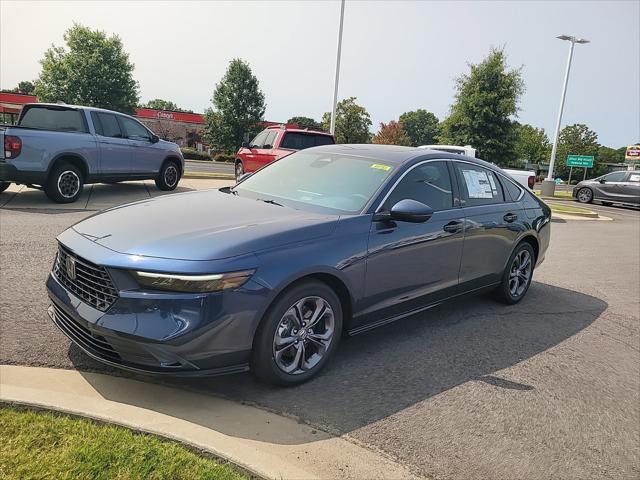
(372, 121, 411, 146)
(204, 58, 266, 152)
(321, 97, 372, 144)
(143, 98, 193, 113)
(398, 109, 439, 146)
(514, 123, 551, 166)
(287, 116, 322, 130)
(554, 124, 600, 178)
(16, 81, 35, 95)
(439, 48, 524, 166)
(34, 24, 139, 114)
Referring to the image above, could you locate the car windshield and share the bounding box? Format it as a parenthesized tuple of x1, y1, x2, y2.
(233, 151, 396, 214)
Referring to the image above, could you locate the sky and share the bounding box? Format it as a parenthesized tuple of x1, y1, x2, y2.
(1, 0, 638, 148)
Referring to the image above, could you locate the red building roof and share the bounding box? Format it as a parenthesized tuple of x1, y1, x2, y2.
(0, 92, 38, 113)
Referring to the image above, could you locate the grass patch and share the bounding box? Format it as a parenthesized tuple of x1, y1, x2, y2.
(0, 405, 247, 480)
(549, 203, 594, 215)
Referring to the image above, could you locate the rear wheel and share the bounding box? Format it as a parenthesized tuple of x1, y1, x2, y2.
(251, 280, 343, 386)
(44, 162, 84, 203)
(576, 187, 593, 203)
(155, 160, 180, 191)
(0, 181, 10, 193)
(494, 242, 535, 305)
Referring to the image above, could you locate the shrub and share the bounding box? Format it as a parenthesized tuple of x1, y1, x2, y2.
(180, 148, 211, 161)
(213, 153, 236, 163)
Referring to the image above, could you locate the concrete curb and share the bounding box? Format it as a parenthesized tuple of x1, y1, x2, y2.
(0, 365, 421, 480)
(184, 172, 235, 180)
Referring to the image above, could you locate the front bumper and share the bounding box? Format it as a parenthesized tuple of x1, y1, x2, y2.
(46, 258, 268, 377)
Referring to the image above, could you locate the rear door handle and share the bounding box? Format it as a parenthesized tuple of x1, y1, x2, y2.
(503, 213, 518, 223)
(443, 220, 464, 233)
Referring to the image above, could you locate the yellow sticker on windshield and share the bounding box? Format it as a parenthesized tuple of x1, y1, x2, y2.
(370, 163, 391, 171)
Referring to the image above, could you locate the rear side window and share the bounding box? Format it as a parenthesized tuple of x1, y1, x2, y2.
(502, 178, 523, 202)
(454, 162, 504, 206)
(93, 113, 123, 138)
(19, 107, 87, 133)
(281, 132, 316, 150)
(314, 134, 334, 146)
(119, 116, 151, 141)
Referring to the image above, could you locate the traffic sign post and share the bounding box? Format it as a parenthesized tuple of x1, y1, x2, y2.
(566, 155, 594, 184)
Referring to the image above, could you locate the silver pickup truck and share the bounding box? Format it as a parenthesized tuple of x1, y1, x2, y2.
(0, 103, 184, 203)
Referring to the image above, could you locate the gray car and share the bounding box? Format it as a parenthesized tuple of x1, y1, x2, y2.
(573, 170, 640, 206)
(0, 103, 184, 203)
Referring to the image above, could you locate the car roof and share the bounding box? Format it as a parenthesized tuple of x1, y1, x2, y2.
(26, 103, 134, 117)
(308, 143, 498, 169)
(265, 126, 333, 136)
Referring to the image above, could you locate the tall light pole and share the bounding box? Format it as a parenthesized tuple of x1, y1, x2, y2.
(330, 0, 346, 136)
(542, 34, 590, 197)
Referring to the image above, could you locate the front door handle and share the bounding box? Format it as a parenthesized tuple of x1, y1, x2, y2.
(503, 213, 518, 223)
(443, 220, 464, 233)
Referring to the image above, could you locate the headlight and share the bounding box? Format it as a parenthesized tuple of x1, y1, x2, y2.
(131, 270, 254, 293)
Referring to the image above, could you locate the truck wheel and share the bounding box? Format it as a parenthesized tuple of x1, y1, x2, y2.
(235, 160, 245, 181)
(0, 181, 10, 193)
(44, 163, 84, 203)
(155, 160, 180, 191)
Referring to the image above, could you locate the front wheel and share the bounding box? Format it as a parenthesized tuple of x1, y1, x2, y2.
(494, 242, 535, 305)
(44, 163, 84, 203)
(251, 281, 343, 386)
(576, 187, 593, 203)
(235, 160, 245, 181)
(155, 161, 181, 191)
(0, 181, 10, 193)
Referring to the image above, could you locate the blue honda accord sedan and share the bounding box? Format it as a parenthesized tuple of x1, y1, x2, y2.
(47, 144, 551, 385)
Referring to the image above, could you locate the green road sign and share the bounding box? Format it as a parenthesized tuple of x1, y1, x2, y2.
(566, 155, 594, 168)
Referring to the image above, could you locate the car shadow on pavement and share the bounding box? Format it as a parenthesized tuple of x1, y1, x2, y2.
(72, 282, 606, 443)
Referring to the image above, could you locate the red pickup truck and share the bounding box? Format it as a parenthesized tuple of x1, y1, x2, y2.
(235, 125, 335, 179)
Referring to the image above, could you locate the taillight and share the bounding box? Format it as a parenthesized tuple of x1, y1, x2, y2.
(4, 135, 22, 159)
(528, 175, 535, 189)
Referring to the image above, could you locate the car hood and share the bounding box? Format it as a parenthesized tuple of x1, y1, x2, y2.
(72, 190, 338, 261)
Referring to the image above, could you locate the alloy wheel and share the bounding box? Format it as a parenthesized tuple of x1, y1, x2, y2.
(164, 165, 178, 187)
(272, 296, 335, 375)
(235, 162, 244, 178)
(57, 170, 80, 198)
(577, 188, 592, 203)
(509, 249, 532, 298)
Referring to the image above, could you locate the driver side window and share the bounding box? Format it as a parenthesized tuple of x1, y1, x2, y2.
(384, 161, 453, 211)
(602, 171, 626, 182)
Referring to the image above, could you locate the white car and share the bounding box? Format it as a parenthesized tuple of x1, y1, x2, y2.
(419, 144, 536, 190)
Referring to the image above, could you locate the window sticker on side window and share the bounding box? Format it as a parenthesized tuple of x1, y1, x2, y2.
(462, 169, 494, 198)
(629, 174, 640, 182)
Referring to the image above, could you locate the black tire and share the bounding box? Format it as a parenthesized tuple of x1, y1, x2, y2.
(494, 242, 535, 305)
(576, 187, 593, 204)
(44, 162, 84, 203)
(235, 160, 245, 181)
(155, 160, 181, 191)
(0, 181, 10, 193)
(251, 280, 343, 386)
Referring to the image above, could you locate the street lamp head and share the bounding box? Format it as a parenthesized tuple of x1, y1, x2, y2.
(557, 34, 590, 44)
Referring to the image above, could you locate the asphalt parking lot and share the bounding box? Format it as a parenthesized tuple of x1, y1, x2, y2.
(1, 185, 638, 479)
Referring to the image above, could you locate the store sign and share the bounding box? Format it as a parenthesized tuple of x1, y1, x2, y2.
(625, 145, 640, 162)
(157, 111, 174, 120)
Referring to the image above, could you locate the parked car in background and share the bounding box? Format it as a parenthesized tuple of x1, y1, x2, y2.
(573, 170, 640, 206)
(419, 144, 536, 189)
(0, 103, 184, 203)
(234, 125, 334, 179)
(47, 144, 550, 386)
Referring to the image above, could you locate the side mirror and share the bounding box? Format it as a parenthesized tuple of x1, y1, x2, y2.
(599, 178, 606, 184)
(241, 141, 251, 148)
(390, 199, 434, 223)
(150, 134, 159, 144)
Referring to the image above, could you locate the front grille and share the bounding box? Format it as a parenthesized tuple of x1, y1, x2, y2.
(51, 303, 121, 362)
(53, 244, 118, 311)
